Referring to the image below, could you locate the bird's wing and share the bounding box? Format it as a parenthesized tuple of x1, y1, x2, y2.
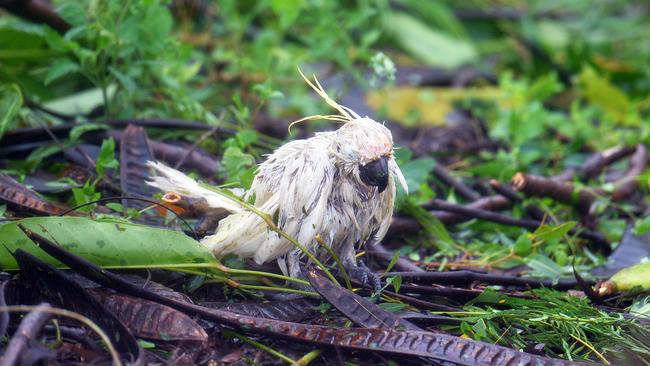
(146, 161, 244, 214)
(204, 137, 336, 264)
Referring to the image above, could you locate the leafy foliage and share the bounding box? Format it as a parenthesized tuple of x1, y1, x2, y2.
(0, 83, 22, 139)
(0, 0, 649, 363)
(444, 289, 650, 363)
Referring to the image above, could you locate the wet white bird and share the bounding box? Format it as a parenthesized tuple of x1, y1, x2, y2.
(147, 72, 407, 286)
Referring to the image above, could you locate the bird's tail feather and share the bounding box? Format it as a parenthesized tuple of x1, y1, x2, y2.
(146, 161, 243, 214)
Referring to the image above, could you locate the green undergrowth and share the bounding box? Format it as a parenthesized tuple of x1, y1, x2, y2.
(440, 289, 650, 364)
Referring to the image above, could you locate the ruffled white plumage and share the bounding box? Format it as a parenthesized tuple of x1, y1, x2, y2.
(146, 161, 243, 214)
(146, 72, 407, 276)
(146, 118, 407, 276)
(204, 135, 335, 265)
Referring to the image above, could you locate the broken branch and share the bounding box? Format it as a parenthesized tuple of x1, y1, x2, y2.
(512, 172, 597, 214)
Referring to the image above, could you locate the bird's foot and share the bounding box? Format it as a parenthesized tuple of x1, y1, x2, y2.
(345, 261, 382, 293)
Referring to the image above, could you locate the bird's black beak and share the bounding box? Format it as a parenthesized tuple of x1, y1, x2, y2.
(360, 156, 389, 193)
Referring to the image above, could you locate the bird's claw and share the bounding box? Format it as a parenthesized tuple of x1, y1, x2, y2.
(345, 262, 382, 293)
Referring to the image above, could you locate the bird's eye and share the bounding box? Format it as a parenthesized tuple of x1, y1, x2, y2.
(359, 156, 389, 193)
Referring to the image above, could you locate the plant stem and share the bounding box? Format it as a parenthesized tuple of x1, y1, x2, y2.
(570, 334, 610, 365)
(225, 330, 296, 364)
(156, 262, 311, 286)
(218, 265, 310, 286)
(101, 82, 110, 117)
(315, 235, 351, 290)
(292, 349, 324, 366)
(235, 284, 319, 297)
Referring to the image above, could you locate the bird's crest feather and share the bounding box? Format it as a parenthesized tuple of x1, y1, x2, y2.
(288, 68, 362, 134)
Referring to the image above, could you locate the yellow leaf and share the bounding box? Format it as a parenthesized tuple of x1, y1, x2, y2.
(365, 86, 501, 127)
(578, 67, 638, 125)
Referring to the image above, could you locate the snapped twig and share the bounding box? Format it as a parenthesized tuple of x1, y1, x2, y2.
(424, 195, 511, 225)
(512, 173, 597, 214)
(0, 305, 122, 366)
(0, 303, 54, 366)
(489, 180, 549, 221)
(611, 144, 647, 201)
(580, 145, 637, 181)
(389, 195, 511, 235)
(425, 199, 609, 247)
(383, 270, 588, 290)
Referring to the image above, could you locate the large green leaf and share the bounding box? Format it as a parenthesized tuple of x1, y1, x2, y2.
(383, 12, 477, 69)
(608, 262, 650, 291)
(0, 217, 217, 271)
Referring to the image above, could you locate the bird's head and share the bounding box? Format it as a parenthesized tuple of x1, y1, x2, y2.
(293, 69, 408, 194)
(330, 117, 406, 194)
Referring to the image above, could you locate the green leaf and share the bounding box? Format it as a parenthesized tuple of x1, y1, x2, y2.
(108, 66, 136, 93)
(140, 3, 173, 53)
(598, 218, 627, 242)
(221, 146, 256, 188)
(472, 318, 488, 339)
(44, 58, 79, 85)
(237, 166, 257, 190)
(467, 160, 516, 180)
(401, 200, 457, 254)
(399, 158, 435, 192)
(467, 288, 508, 306)
(105, 202, 124, 212)
(0, 83, 23, 141)
(388, 275, 402, 293)
(235, 129, 259, 149)
(459, 321, 475, 338)
(526, 254, 565, 280)
(96, 138, 119, 177)
(579, 67, 636, 125)
(69, 123, 109, 142)
(0, 216, 218, 271)
(55, 1, 87, 27)
(26, 144, 63, 170)
(396, 0, 466, 38)
(385, 250, 401, 273)
(71, 180, 100, 210)
(383, 12, 477, 69)
(513, 234, 532, 256)
(634, 217, 650, 236)
(222, 146, 255, 174)
(270, 0, 304, 29)
(137, 339, 156, 349)
(377, 302, 408, 313)
(531, 221, 577, 243)
(629, 295, 650, 317)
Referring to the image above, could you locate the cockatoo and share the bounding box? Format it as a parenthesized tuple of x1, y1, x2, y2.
(147, 72, 407, 287)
